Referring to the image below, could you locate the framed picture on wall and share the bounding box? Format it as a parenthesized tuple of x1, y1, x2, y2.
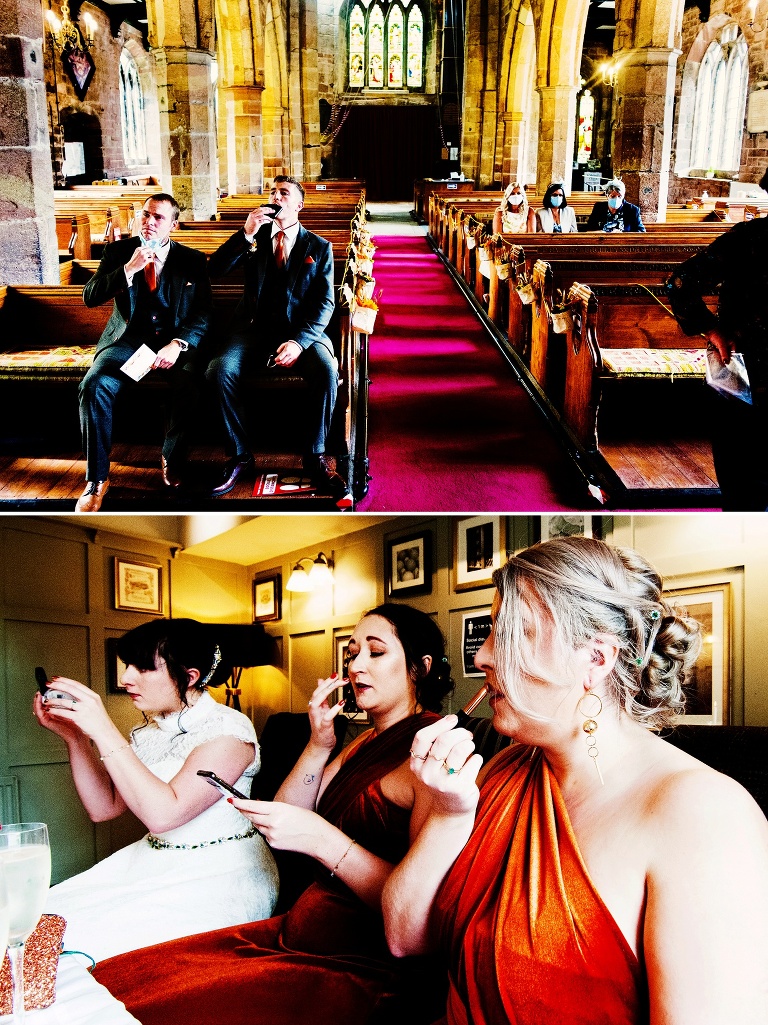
(253, 572, 282, 622)
(62, 47, 95, 101)
(385, 531, 433, 597)
(664, 582, 731, 724)
(453, 516, 506, 592)
(106, 637, 127, 695)
(539, 515, 602, 541)
(114, 558, 163, 614)
(335, 631, 369, 722)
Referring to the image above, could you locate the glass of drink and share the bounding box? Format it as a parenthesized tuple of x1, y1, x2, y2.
(0, 823, 51, 1023)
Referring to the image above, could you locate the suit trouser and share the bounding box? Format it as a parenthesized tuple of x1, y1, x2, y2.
(205, 331, 338, 459)
(709, 385, 768, 511)
(79, 341, 200, 481)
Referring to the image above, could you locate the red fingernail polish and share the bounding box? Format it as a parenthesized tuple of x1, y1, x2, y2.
(331, 673, 338, 680)
(227, 797, 234, 804)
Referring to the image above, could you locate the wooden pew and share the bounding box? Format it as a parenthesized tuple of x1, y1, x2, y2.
(560, 280, 715, 498)
(55, 214, 91, 261)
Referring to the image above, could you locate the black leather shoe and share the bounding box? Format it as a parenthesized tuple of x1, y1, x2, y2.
(304, 454, 353, 510)
(211, 455, 254, 496)
(161, 456, 182, 489)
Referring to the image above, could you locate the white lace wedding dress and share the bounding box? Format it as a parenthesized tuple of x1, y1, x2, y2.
(46, 692, 279, 963)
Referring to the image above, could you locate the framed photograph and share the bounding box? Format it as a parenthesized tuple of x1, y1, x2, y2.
(385, 531, 432, 597)
(462, 610, 492, 677)
(335, 631, 369, 722)
(664, 582, 731, 724)
(453, 516, 507, 592)
(253, 573, 282, 623)
(62, 47, 95, 101)
(539, 515, 602, 541)
(106, 637, 127, 695)
(114, 558, 163, 614)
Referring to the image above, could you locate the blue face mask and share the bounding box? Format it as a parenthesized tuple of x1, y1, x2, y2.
(607, 196, 622, 210)
(550, 197, 563, 208)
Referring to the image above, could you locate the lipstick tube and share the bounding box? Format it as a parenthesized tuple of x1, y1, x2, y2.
(455, 684, 489, 727)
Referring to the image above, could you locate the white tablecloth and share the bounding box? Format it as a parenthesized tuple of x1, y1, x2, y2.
(0, 955, 140, 1024)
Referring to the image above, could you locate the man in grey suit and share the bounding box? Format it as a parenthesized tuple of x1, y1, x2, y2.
(77, 193, 212, 511)
(206, 175, 351, 507)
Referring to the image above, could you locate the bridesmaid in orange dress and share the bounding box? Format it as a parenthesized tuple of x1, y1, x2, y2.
(385, 536, 768, 1025)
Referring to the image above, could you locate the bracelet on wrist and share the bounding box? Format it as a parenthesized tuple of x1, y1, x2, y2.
(100, 743, 131, 762)
(330, 838, 357, 878)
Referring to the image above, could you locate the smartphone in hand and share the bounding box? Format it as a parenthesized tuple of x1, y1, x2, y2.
(35, 667, 78, 709)
(196, 770, 248, 801)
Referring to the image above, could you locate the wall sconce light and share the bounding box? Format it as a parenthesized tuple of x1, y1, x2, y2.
(748, 0, 759, 26)
(45, 2, 96, 52)
(599, 58, 622, 88)
(286, 553, 335, 592)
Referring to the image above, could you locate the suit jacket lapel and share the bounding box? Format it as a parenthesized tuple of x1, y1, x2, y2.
(164, 240, 183, 321)
(255, 223, 273, 306)
(286, 225, 310, 298)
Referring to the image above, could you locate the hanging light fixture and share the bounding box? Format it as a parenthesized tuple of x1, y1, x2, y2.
(286, 553, 335, 592)
(45, 1, 96, 52)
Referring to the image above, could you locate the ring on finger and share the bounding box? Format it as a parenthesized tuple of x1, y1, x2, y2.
(442, 759, 460, 775)
(428, 749, 444, 762)
(410, 749, 428, 761)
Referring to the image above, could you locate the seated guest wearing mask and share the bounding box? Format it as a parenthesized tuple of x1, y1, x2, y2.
(492, 182, 535, 234)
(535, 183, 579, 233)
(586, 178, 646, 232)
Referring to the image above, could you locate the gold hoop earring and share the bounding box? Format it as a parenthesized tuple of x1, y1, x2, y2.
(577, 691, 604, 786)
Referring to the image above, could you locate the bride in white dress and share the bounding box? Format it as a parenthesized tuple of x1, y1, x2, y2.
(35, 619, 279, 963)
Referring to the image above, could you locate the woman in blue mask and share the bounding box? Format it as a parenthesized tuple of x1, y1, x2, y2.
(493, 181, 535, 234)
(586, 178, 646, 232)
(535, 183, 579, 233)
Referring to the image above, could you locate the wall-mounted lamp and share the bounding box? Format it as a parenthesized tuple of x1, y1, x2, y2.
(45, 2, 96, 52)
(748, 0, 759, 27)
(599, 58, 622, 88)
(286, 553, 334, 592)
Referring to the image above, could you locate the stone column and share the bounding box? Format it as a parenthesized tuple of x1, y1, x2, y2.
(536, 84, 577, 193)
(500, 111, 527, 183)
(611, 46, 680, 222)
(153, 45, 217, 219)
(222, 84, 263, 195)
(0, 0, 58, 284)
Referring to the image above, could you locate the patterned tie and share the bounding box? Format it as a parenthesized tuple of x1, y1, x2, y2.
(274, 230, 286, 269)
(144, 255, 158, 292)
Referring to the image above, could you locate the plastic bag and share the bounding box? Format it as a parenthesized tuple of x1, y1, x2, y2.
(705, 349, 752, 404)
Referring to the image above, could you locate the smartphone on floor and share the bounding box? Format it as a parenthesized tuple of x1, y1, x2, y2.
(196, 769, 249, 800)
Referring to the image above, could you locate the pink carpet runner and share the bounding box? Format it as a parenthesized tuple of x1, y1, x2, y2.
(355, 236, 583, 511)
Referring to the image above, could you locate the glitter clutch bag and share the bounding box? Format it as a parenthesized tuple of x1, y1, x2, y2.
(0, 914, 67, 1014)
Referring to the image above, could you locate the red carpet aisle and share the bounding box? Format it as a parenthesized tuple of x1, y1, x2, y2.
(355, 235, 584, 511)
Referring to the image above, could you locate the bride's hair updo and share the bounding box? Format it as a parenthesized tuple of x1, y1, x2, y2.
(491, 536, 702, 728)
(117, 618, 228, 704)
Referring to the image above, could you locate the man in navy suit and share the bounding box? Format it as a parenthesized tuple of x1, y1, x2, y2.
(206, 175, 351, 507)
(586, 179, 646, 232)
(76, 193, 212, 512)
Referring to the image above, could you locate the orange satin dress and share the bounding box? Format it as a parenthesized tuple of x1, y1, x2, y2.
(434, 745, 649, 1025)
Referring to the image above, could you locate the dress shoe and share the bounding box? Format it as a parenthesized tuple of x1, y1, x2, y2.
(303, 454, 353, 510)
(161, 455, 182, 489)
(75, 480, 109, 512)
(211, 455, 254, 496)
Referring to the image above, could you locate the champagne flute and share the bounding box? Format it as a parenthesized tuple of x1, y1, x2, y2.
(0, 824, 51, 1023)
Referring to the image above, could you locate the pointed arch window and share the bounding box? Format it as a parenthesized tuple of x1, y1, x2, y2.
(690, 25, 747, 173)
(119, 49, 148, 165)
(347, 0, 425, 91)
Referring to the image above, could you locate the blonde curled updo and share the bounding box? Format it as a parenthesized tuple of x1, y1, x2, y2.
(491, 536, 703, 729)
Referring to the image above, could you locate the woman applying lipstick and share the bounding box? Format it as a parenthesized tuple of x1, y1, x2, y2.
(384, 537, 768, 1025)
(34, 618, 278, 962)
(93, 603, 454, 1025)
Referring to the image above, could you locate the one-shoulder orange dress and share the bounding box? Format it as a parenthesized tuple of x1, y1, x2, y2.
(433, 745, 649, 1025)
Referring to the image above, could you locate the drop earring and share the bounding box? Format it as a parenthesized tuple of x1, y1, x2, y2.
(577, 690, 604, 785)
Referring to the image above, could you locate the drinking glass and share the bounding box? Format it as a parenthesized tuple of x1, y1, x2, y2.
(0, 824, 51, 1023)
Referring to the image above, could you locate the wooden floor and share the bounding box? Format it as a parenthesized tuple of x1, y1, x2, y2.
(600, 437, 718, 492)
(0, 446, 348, 511)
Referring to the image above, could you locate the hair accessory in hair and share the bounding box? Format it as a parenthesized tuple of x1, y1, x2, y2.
(201, 644, 222, 686)
(442, 656, 449, 663)
(649, 609, 660, 621)
(634, 656, 643, 666)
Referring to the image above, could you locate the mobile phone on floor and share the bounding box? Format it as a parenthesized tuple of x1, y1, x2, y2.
(196, 770, 248, 800)
(35, 666, 78, 709)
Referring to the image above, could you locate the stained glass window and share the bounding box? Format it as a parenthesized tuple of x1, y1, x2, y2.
(347, 0, 424, 91)
(690, 25, 747, 172)
(119, 49, 148, 165)
(576, 89, 594, 164)
(349, 4, 366, 86)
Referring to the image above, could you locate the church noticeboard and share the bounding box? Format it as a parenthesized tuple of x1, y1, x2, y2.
(747, 87, 768, 134)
